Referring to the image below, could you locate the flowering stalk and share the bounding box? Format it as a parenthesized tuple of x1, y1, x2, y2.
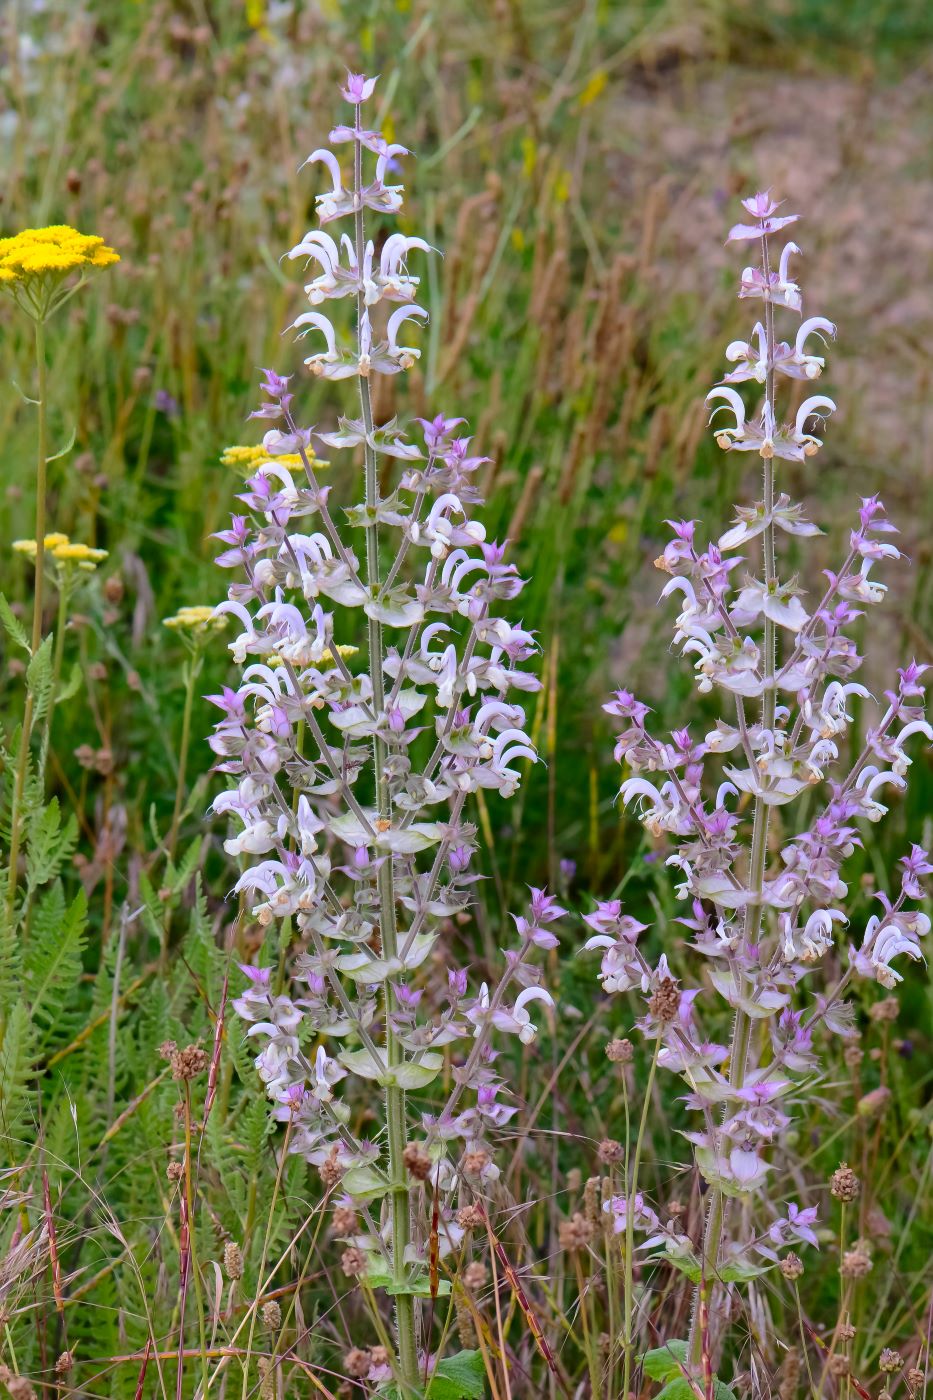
(585, 192, 931, 1372)
(1, 225, 118, 934)
(216, 73, 562, 1390)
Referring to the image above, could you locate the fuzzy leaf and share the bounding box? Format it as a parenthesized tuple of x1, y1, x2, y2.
(341, 1165, 390, 1201)
(641, 1341, 688, 1382)
(0, 594, 30, 653)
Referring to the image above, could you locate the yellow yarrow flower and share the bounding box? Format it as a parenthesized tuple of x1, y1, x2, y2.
(219, 443, 328, 475)
(0, 224, 119, 318)
(163, 605, 229, 636)
(13, 532, 70, 556)
(13, 533, 107, 572)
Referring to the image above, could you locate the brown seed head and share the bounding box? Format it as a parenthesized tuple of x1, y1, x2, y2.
(844, 1044, 864, 1068)
(402, 1143, 432, 1181)
(906, 1368, 925, 1393)
(606, 1038, 634, 1063)
(319, 1145, 343, 1189)
(462, 1149, 489, 1177)
(262, 1300, 281, 1332)
(166, 1161, 184, 1183)
(869, 997, 900, 1023)
(840, 1241, 872, 1279)
(54, 1353, 75, 1377)
(223, 1240, 243, 1281)
(780, 1252, 804, 1281)
(558, 1212, 594, 1252)
(331, 1204, 357, 1235)
(340, 1246, 367, 1278)
(456, 1205, 485, 1231)
(171, 1045, 208, 1081)
(462, 1261, 487, 1291)
(648, 977, 680, 1022)
(597, 1138, 624, 1166)
(830, 1356, 850, 1378)
(343, 1348, 371, 1379)
(880, 1351, 904, 1375)
(830, 1162, 860, 1202)
(158, 1040, 178, 1062)
(838, 1322, 857, 1342)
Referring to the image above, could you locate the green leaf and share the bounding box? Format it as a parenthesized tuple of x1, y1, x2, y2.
(385, 1277, 451, 1299)
(0, 594, 30, 653)
(429, 1351, 486, 1398)
(25, 635, 54, 721)
(340, 1165, 391, 1201)
(642, 1341, 688, 1382)
(56, 661, 83, 705)
(382, 1349, 487, 1400)
(387, 1055, 443, 1090)
(655, 1377, 737, 1400)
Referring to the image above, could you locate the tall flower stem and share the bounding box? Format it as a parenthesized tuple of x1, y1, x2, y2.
(622, 1035, 661, 1399)
(690, 233, 778, 1370)
(168, 646, 204, 863)
(5, 315, 48, 934)
(352, 107, 418, 1390)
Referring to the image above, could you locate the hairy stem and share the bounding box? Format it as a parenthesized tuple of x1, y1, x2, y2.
(352, 106, 418, 1390)
(623, 1035, 661, 1399)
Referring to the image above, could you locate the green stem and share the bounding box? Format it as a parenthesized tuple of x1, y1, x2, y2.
(5, 316, 48, 935)
(44, 575, 70, 750)
(690, 232, 779, 1370)
(168, 648, 202, 863)
(352, 109, 417, 1392)
(623, 1036, 661, 1399)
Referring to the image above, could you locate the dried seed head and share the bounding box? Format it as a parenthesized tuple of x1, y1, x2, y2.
(257, 1356, 274, 1400)
(648, 977, 680, 1022)
(606, 1038, 634, 1063)
(869, 996, 900, 1023)
(844, 1043, 864, 1068)
(583, 1176, 601, 1227)
(780, 1252, 804, 1280)
(171, 1044, 208, 1080)
(0, 1369, 37, 1400)
(455, 1293, 477, 1348)
(262, 1300, 281, 1332)
(780, 1347, 801, 1400)
(830, 1162, 860, 1202)
(344, 1349, 371, 1379)
(319, 1145, 343, 1189)
(558, 1212, 594, 1252)
(456, 1205, 485, 1231)
(54, 1353, 74, 1378)
(829, 1355, 850, 1378)
(166, 1161, 184, 1183)
(223, 1241, 244, 1281)
(402, 1143, 432, 1180)
(840, 1240, 872, 1279)
(462, 1261, 487, 1291)
(906, 1368, 925, 1393)
(880, 1351, 904, 1375)
(597, 1138, 624, 1165)
(462, 1149, 489, 1177)
(838, 1322, 857, 1342)
(340, 1246, 367, 1278)
(158, 1040, 178, 1062)
(331, 1205, 357, 1235)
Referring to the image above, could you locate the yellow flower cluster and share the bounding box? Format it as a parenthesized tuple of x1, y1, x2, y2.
(13, 533, 108, 572)
(219, 443, 328, 475)
(163, 605, 229, 636)
(0, 225, 119, 285)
